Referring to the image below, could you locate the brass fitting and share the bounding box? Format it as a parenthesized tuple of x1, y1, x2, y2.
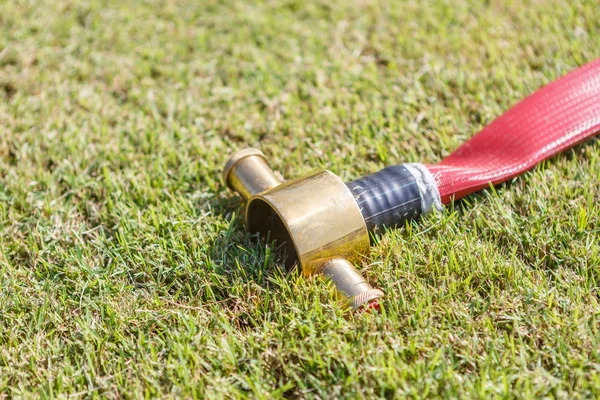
(222, 148, 282, 201)
(222, 148, 383, 309)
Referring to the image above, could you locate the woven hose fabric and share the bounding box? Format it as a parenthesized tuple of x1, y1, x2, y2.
(427, 58, 600, 204)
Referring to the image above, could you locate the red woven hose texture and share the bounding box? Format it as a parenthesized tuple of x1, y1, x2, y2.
(426, 58, 600, 204)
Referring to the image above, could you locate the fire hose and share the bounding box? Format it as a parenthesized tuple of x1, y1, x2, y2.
(222, 57, 600, 310)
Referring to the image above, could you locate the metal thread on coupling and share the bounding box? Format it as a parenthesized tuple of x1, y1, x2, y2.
(320, 258, 384, 309)
(222, 148, 282, 201)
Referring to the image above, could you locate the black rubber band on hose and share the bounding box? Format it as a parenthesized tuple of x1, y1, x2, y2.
(346, 165, 422, 233)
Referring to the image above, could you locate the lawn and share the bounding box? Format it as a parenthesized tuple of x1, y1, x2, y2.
(1, 0, 599, 397)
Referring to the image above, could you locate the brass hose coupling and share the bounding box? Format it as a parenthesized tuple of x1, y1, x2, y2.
(222, 148, 442, 309)
(222, 148, 383, 309)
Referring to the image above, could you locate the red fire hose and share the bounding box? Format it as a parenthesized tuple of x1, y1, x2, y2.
(428, 58, 600, 204)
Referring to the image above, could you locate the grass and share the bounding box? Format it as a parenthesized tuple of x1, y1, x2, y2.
(1, 0, 599, 397)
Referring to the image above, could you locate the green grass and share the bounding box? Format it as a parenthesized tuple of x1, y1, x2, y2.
(1, 0, 599, 397)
